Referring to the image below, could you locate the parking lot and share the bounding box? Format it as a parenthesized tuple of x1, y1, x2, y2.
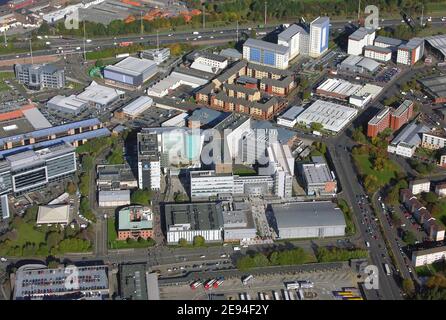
(159, 268, 359, 300)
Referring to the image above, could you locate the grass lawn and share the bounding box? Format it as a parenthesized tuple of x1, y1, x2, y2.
(107, 218, 155, 249)
(0, 72, 14, 91)
(353, 154, 400, 186)
(233, 164, 257, 176)
(14, 222, 46, 247)
(416, 261, 446, 277)
(431, 200, 446, 226)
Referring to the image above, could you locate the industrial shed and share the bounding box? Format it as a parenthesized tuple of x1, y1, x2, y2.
(269, 201, 346, 239)
(104, 57, 157, 89)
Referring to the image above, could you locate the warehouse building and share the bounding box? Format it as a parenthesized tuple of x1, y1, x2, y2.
(300, 156, 337, 196)
(222, 201, 257, 241)
(338, 55, 381, 74)
(47, 95, 88, 115)
(419, 75, 446, 104)
(76, 81, 124, 109)
(425, 34, 446, 62)
(98, 190, 130, 207)
(104, 57, 158, 90)
(295, 100, 358, 133)
(387, 122, 429, 158)
(164, 202, 224, 244)
(13, 264, 109, 300)
(276, 105, 305, 128)
(36, 204, 70, 225)
(268, 201, 346, 239)
(316, 78, 363, 100)
(122, 96, 153, 118)
(243, 38, 290, 70)
(118, 205, 153, 240)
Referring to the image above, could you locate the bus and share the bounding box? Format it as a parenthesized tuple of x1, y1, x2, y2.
(289, 290, 296, 300)
(259, 292, 265, 300)
(239, 293, 246, 300)
(213, 278, 224, 288)
(345, 297, 364, 300)
(337, 291, 354, 297)
(190, 281, 202, 290)
(264, 293, 271, 300)
(297, 289, 304, 300)
(384, 263, 391, 276)
(204, 279, 216, 289)
(298, 280, 314, 289)
(246, 293, 251, 300)
(283, 289, 290, 300)
(273, 291, 281, 300)
(242, 274, 254, 285)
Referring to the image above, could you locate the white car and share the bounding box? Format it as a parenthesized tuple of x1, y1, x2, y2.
(200, 255, 206, 258)
(0, 257, 7, 262)
(220, 254, 227, 258)
(442, 17, 446, 22)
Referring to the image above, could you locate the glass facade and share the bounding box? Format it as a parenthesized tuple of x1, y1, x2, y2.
(249, 47, 261, 63)
(263, 50, 276, 66)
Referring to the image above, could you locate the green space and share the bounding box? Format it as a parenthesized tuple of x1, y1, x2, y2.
(174, 192, 189, 203)
(315, 247, 368, 263)
(337, 199, 356, 236)
(0, 72, 14, 91)
(233, 164, 257, 176)
(107, 218, 156, 249)
(0, 206, 92, 257)
(131, 189, 153, 206)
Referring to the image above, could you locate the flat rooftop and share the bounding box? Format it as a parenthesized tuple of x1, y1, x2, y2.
(349, 27, 374, 41)
(279, 105, 305, 121)
(271, 201, 346, 229)
(244, 38, 289, 55)
(164, 202, 224, 231)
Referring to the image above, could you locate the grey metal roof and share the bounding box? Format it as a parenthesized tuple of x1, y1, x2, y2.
(364, 45, 392, 54)
(311, 16, 330, 27)
(271, 201, 346, 228)
(425, 34, 446, 58)
(244, 38, 289, 55)
(349, 27, 374, 41)
(390, 121, 430, 147)
(279, 105, 305, 121)
(278, 24, 308, 41)
(164, 202, 224, 231)
(356, 57, 380, 72)
(374, 36, 403, 47)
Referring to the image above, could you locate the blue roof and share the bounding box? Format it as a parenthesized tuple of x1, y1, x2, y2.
(0, 127, 111, 158)
(0, 118, 102, 146)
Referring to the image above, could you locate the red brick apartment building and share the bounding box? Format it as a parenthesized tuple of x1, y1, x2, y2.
(367, 100, 414, 137)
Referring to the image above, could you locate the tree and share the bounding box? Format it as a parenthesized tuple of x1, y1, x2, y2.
(131, 189, 152, 205)
(422, 192, 438, 204)
(402, 278, 415, 296)
(402, 230, 417, 245)
(310, 122, 323, 131)
(250, 29, 257, 39)
(46, 231, 62, 249)
(302, 89, 311, 100)
(66, 181, 77, 195)
(178, 238, 188, 247)
(352, 127, 367, 144)
(174, 192, 188, 203)
(364, 175, 379, 193)
(23, 206, 38, 223)
(95, 59, 104, 68)
(193, 235, 205, 247)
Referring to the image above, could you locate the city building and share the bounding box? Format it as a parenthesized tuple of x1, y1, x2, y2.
(243, 38, 290, 70)
(0, 195, 10, 220)
(367, 100, 414, 137)
(122, 96, 153, 119)
(277, 24, 309, 59)
(374, 36, 403, 50)
(14, 63, 65, 90)
(300, 156, 337, 196)
(140, 48, 170, 64)
(0, 118, 110, 155)
(104, 57, 158, 90)
(36, 205, 70, 225)
(220, 48, 243, 61)
(161, 112, 188, 127)
(190, 171, 234, 199)
(187, 108, 229, 129)
(233, 175, 274, 196)
(409, 179, 431, 195)
(419, 75, 446, 104)
(164, 202, 224, 243)
(213, 113, 251, 161)
(315, 78, 363, 100)
(98, 190, 131, 207)
(118, 206, 153, 240)
(387, 122, 430, 158)
(268, 201, 346, 239)
(277, 105, 305, 128)
(435, 183, 446, 197)
(97, 164, 137, 191)
(137, 131, 161, 191)
(309, 16, 330, 58)
(363, 45, 392, 62)
(397, 38, 424, 66)
(13, 264, 109, 300)
(347, 27, 376, 56)
(421, 131, 446, 150)
(119, 264, 160, 300)
(0, 142, 76, 196)
(191, 53, 229, 73)
(265, 142, 294, 199)
(147, 68, 209, 97)
(295, 100, 358, 133)
(412, 246, 446, 267)
(222, 201, 257, 241)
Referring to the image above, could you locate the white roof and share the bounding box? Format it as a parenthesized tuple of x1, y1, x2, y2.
(22, 107, 52, 129)
(354, 83, 383, 99)
(317, 78, 362, 97)
(98, 190, 130, 202)
(106, 57, 157, 77)
(48, 95, 88, 112)
(190, 61, 218, 74)
(36, 205, 70, 224)
(122, 96, 153, 116)
(77, 81, 124, 106)
(295, 100, 358, 132)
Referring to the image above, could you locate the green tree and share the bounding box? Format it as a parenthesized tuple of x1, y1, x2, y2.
(193, 235, 205, 247)
(66, 181, 77, 195)
(310, 122, 323, 131)
(402, 230, 417, 245)
(131, 189, 152, 205)
(402, 278, 415, 296)
(46, 231, 62, 249)
(352, 127, 367, 144)
(422, 192, 438, 204)
(178, 238, 188, 247)
(23, 205, 38, 223)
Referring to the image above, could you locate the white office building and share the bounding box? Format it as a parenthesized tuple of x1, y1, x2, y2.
(190, 170, 234, 199)
(409, 179, 431, 195)
(347, 27, 376, 56)
(309, 17, 330, 58)
(412, 246, 446, 267)
(243, 38, 290, 70)
(265, 142, 294, 199)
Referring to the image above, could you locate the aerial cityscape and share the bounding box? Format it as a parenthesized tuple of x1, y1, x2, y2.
(0, 0, 446, 304)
